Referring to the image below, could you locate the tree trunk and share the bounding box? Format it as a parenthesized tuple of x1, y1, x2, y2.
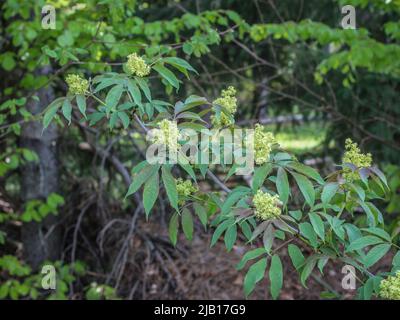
(20, 66, 61, 270)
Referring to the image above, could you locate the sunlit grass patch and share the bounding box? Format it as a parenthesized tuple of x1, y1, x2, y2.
(265, 122, 327, 155)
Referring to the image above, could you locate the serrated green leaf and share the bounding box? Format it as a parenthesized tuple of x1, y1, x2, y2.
(221, 190, 248, 215)
(43, 108, 58, 130)
(76, 94, 86, 118)
(244, 258, 267, 297)
(224, 224, 237, 251)
(300, 257, 317, 287)
(289, 210, 302, 221)
(241, 220, 252, 241)
(370, 167, 389, 189)
(168, 213, 179, 246)
(161, 166, 178, 210)
(321, 182, 339, 204)
(364, 244, 391, 268)
(287, 161, 324, 184)
(94, 77, 121, 93)
(344, 223, 362, 243)
(211, 219, 233, 247)
(317, 256, 329, 274)
(362, 277, 374, 300)
(88, 112, 105, 126)
(299, 222, 318, 248)
(193, 203, 207, 229)
(131, 160, 148, 175)
(350, 183, 365, 201)
(125, 165, 159, 198)
(143, 171, 159, 217)
(153, 64, 180, 89)
(252, 163, 272, 191)
(105, 84, 124, 111)
(309, 212, 325, 241)
(43, 98, 64, 129)
(276, 167, 289, 205)
(127, 79, 142, 105)
(392, 251, 400, 267)
(61, 98, 72, 124)
(109, 112, 118, 129)
(292, 172, 315, 207)
(236, 248, 266, 271)
(362, 227, 391, 242)
(269, 255, 283, 300)
(288, 244, 305, 271)
(182, 208, 194, 241)
(162, 57, 198, 75)
(262, 224, 275, 253)
(118, 111, 130, 129)
(135, 77, 152, 102)
(360, 200, 377, 227)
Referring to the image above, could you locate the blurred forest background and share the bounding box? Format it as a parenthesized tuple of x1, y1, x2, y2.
(0, 0, 399, 299)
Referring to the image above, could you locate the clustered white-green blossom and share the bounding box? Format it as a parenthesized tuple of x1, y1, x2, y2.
(176, 178, 198, 198)
(379, 271, 400, 300)
(211, 86, 237, 127)
(151, 119, 180, 153)
(65, 74, 89, 95)
(342, 138, 372, 182)
(176, 178, 198, 204)
(253, 124, 277, 165)
(252, 190, 281, 220)
(126, 53, 150, 77)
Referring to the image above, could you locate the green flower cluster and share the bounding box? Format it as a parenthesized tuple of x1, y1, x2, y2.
(253, 190, 281, 220)
(342, 138, 372, 182)
(253, 124, 277, 165)
(65, 74, 89, 95)
(176, 178, 198, 204)
(211, 86, 237, 127)
(176, 178, 198, 197)
(379, 271, 400, 300)
(126, 53, 150, 77)
(151, 119, 180, 153)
